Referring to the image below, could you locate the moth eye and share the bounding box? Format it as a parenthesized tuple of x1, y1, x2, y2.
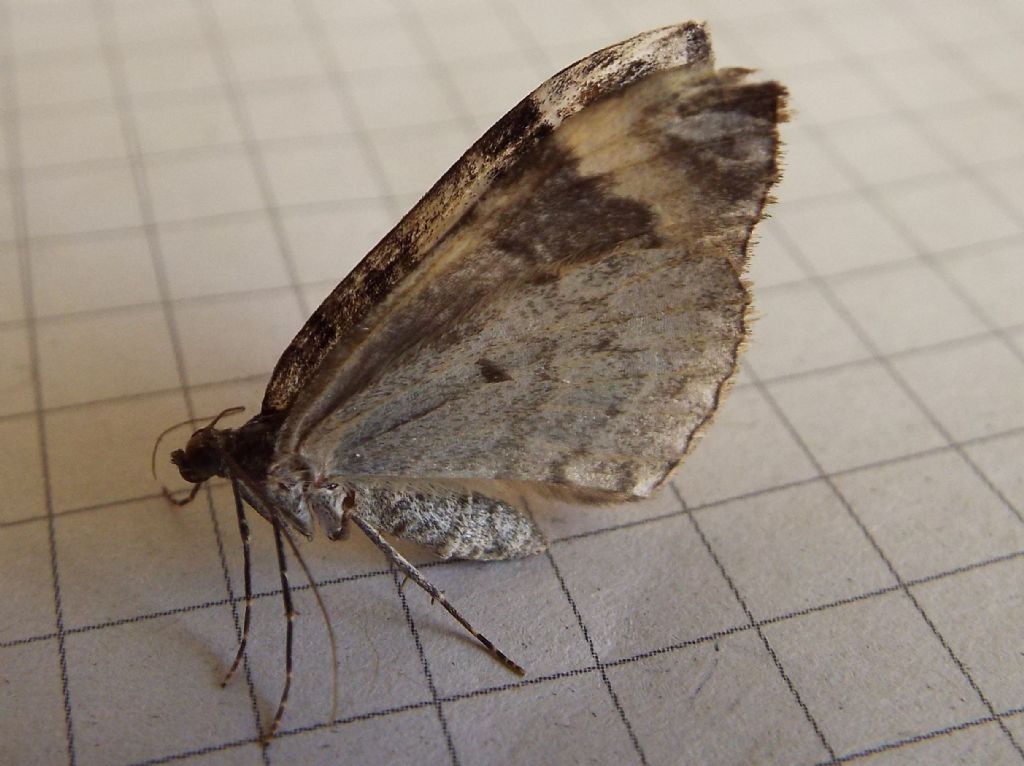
(324, 482, 339, 491)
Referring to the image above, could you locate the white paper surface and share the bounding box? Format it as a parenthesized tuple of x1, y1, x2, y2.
(3, 1, 1024, 764)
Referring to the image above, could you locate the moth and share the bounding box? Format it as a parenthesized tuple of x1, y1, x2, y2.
(160, 22, 785, 741)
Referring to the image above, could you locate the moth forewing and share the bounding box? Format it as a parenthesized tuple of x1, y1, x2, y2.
(260, 22, 715, 417)
(281, 67, 783, 498)
(164, 21, 786, 743)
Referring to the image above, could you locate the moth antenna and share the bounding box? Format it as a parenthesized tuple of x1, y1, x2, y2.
(349, 514, 526, 677)
(207, 405, 246, 429)
(151, 419, 200, 482)
(265, 520, 295, 746)
(219, 452, 341, 735)
(221, 476, 253, 689)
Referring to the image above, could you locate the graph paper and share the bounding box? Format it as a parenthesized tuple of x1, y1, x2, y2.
(2, 0, 1024, 764)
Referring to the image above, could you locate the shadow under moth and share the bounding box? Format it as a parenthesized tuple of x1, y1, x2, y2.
(158, 21, 786, 742)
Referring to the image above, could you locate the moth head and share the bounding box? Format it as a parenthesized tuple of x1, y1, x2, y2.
(170, 428, 224, 485)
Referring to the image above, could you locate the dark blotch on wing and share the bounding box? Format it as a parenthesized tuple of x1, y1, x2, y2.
(476, 358, 513, 383)
(380, 139, 662, 364)
(667, 78, 785, 207)
(493, 141, 661, 268)
(674, 75, 783, 123)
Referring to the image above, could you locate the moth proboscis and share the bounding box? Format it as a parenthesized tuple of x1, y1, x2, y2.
(157, 21, 787, 743)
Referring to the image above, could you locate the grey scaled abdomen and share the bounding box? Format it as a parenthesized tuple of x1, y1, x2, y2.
(351, 480, 548, 560)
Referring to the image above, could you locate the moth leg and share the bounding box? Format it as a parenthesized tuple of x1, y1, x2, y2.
(264, 520, 296, 745)
(162, 482, 201, 507)
(221, 476, 253, 688)
(220, 454, 340, 741)
(350, 513, 525, 676)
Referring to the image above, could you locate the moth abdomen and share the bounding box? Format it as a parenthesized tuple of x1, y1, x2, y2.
(351, 481, 548, 561)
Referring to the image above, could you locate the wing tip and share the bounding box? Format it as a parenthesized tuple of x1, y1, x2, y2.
(475, 22, 717, 161)
(594, 21, 714, 70)
(678, 20, 714, 68)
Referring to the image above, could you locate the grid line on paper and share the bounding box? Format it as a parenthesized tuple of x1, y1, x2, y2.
(89, 0, 271, 755)
(790, 3, 1024, 524)
(293, 0, 403, 215)
(113, 697, 1024, 766)
(3, 223, 1021, 350)
(391, 571, 461, 766)
(4, 0, 1024, 764)
(108, 606, 1024, 766)
(793, 10, 1024, 368)
(543, 546, 650, 766)
(390, 0, 478, 136)
(6, 502, 1024, 663)
(750, 148, 1024, 756)
(813, 710, 1024, 766)
(675, 485, 837, 761)
(7, 403, 1024, 545)
(771, 9, 1024, 756)
(1, 2, 78, 763)
(112, 615, 1024, 764)
(749, 65, 1024, 739)
(2, 303, 1024, 429)
(191, 0, 309, 319)
(727, 0, 1024, 705)
(113, 701, 1024, 766)
(5, 147, 1023, 267)
(773, 221, 1024, 530)
(3, 63, 1019, 180)
(5, 529, 1022, 765)
(752, 361, 1024, 762)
